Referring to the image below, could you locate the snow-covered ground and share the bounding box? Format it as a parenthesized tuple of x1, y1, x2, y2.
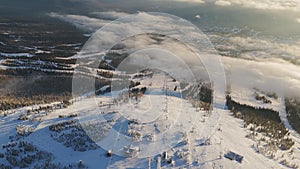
(230, 86, 300, 167)
(0, 72, 300, 168)
(0, 52, 34, 58)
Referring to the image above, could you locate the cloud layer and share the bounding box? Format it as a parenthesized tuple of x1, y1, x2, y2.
(49, 11, 300, 98)
(212, 0, 300, 10)
(210, 35, 300, 65)
(48, 12, 108, 32)
(166, 0, 300, 11)
(165, 0, 205, 3)
(223, 56, 300, 97)
(215, 0, 232, 6)
(90, 11, 130, 20)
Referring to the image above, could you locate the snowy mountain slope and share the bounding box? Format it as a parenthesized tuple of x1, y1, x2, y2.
(0, 71, 300, 168)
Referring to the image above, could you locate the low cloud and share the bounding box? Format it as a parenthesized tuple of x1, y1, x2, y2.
(166, 0, 205, 3)
(215, 0, 231, 6)
(166, 0, 300, 11)
(90, 11, 130, 20)
(51, 11, 300, 98)
(210, 34, 300, 65)
(223, 56, 300, 98)
(215, 0, 300, 10)
(48, 12, 109, 32)
(122, 33, 300, 97)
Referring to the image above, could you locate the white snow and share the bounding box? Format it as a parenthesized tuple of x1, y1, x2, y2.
(0, 72, 299, 168)
(0, 52, 34, 58)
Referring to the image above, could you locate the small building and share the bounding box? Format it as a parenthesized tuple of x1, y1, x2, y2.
(146, 133, 155, 142)
(123, 145, 139, 157)
(224, 151, 244, 163)
(162, 152, 168, 161)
